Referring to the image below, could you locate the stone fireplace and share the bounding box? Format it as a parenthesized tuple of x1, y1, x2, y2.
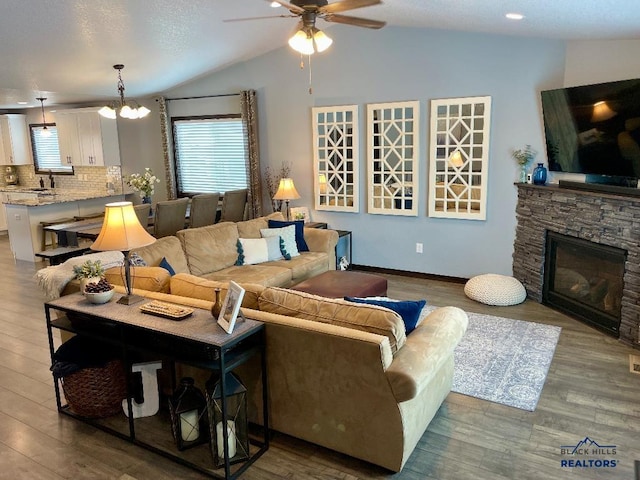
(513, 183, 640, 346)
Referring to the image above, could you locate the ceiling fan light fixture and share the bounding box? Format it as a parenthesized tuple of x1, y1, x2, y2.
(288, 29, 315, 55)
(312, 28, 332, 52)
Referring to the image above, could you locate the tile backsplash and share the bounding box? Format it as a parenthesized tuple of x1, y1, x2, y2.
(3, 165, 123, 194)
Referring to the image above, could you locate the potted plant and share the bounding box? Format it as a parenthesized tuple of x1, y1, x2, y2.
(512, 145, 537, 183)
(73, 259, 106, 293)
(126, 168, 161, 204)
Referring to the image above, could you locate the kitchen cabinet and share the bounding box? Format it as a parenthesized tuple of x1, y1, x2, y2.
(0, 114, 32, 165)
(0, 193, 7, 230)
(55, 108, 121, 167)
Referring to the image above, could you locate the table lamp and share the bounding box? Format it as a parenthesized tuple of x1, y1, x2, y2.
(273, 178, 301, 221)
(91, 201, 156, 305)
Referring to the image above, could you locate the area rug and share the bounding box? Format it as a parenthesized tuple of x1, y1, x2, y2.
(427, 307, 561, 411)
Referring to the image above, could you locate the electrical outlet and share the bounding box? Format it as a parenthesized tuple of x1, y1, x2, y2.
(14, 214, 20, 221)
(416, 242, 423, 254)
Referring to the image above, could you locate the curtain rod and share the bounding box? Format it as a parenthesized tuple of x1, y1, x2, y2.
(163, 93, 240, 102)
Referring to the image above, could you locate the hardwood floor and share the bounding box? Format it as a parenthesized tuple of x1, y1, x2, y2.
(0, 233, 638, 479)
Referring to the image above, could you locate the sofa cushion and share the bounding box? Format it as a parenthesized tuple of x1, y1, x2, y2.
(104, 266, 171, 293)
(177, 222, 240, 276)
(202, 264, 293, 288)
(258, 287, 406, 353)
(261, 225, 299, 257)
(132, 236, 190, 274)
(263, 252, 328, 283)
(268, 219, 309, 252)
(236, 237, 283, 265)
(236, 212, 284, 238)
(169, 273, 264, 309)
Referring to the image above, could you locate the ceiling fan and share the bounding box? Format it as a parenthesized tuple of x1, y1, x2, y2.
(226, 0, 386, 55)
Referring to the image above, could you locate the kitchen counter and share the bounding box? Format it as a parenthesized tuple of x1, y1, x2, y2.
(3, 193, 125, 262)
(0, 188, 122, 206)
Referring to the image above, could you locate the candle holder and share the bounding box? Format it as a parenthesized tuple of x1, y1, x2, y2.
(206, 372, 250, 467)
(168, 377, 209, 451)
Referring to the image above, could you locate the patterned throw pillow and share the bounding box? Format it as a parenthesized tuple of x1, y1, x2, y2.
(129, 252, 147, 266)
(260, 224, 299, 258)
(236, 236, 285, 265)
(267, 219, 309, 252)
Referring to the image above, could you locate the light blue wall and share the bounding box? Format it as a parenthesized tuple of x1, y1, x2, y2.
(159, 27, 567, 278)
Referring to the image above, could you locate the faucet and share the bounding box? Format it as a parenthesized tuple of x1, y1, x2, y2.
(48, 171, 55, 189)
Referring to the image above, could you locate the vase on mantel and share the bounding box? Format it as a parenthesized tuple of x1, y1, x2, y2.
(532, 163, 547, 185)
(519, 165, 528, 183)
(142, 196, 152, 204)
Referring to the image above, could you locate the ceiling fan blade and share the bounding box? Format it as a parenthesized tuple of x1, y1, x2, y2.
(224, 14, 297, 23)
(323, 13, 386, 29)
(319, 0, 382, 15)
(266, 0, 305, 14)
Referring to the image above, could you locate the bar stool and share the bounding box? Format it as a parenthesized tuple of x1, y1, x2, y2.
(39, 218, 75, 251)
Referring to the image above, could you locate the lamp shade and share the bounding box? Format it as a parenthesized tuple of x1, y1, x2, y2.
(273, 178, 301, 201)
(91, 201, 156, 252)
(449, 150, 464, 167)
(591, 101, 617, 122)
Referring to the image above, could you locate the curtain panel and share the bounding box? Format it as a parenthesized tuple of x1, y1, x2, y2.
(241, 90, 263, 219)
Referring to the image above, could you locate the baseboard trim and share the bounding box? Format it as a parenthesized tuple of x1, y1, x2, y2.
(351, 264, 468, 284)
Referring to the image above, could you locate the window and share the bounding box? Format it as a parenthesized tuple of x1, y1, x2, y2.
(172, 115, 248, 196)
(29, 124, 73, 174)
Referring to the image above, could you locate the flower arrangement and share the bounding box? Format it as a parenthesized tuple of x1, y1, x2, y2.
(73, 259, 105, 279)
(126, 168, 161, 198)
(512, 145, 537, 167)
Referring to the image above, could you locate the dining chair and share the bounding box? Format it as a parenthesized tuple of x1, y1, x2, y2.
(189, 192, 220, 228)
(219, 189, 248, 222)
(153, 198, 189, 238)
(133, 203, 151, 228)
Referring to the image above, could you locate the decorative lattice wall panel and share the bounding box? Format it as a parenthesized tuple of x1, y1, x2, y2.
(428, 96, 491, 220)
(312, 105, 359, 212)
(367, 101, 419, 216)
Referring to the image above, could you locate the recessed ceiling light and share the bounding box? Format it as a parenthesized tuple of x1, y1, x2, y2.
(17, 101, 28, 105)
(506, 13, 525, 20)
(270, 1, 280, 7)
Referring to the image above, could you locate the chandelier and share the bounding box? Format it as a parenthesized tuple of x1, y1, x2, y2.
(98, 64, 150, 120)
(36, 97, 52, 137)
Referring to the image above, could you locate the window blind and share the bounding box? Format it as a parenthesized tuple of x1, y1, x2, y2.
(31, 125, 70, 172)
(173, 117, 248, 195)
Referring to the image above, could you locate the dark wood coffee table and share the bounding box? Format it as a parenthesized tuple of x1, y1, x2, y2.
(291, 270, 387, 298)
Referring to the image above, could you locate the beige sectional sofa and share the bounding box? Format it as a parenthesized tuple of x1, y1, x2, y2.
(100, 212, 338, 296)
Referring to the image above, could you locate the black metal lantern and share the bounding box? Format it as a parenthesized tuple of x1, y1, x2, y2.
(206, 372, 250, 467)
(168, 377, 209, 451)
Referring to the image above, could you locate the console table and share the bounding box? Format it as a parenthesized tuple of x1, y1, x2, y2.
(45, 293, 268, 479)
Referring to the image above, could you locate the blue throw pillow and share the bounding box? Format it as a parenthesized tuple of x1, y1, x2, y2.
(344, 297, 427, 334)
(268, 219, 309, 252)
(159, 257, 175, 276)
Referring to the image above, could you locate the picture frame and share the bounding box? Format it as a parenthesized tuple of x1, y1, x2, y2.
(217, 281, 245, 334)
(289, 206, 310, 223)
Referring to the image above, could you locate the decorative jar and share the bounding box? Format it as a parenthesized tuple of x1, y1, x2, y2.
(532, 163, 547, 185)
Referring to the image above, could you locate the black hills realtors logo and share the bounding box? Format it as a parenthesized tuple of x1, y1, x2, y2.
(560, 437, 617, 468)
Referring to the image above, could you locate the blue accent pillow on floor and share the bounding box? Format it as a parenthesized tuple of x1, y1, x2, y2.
(344, 297, 427, 334)
(268, 219, 309, 252)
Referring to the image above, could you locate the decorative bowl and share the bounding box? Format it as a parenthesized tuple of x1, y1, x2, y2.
(84, 287, 115, 304)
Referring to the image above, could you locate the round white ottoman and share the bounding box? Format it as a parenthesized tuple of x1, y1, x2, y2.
(464, 274, 527, 306)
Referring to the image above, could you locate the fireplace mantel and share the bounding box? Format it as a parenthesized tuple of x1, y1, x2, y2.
(513, 183, 640, 346)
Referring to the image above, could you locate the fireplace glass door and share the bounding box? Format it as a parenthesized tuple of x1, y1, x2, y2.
(543, 231, 626, 337)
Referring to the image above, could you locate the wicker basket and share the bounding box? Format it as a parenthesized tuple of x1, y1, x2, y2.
(61, 359, 127, 418)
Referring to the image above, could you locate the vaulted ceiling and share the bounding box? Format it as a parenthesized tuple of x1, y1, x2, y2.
(1, 0, 639, 109)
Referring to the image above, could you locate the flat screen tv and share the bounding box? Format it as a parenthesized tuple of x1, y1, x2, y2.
(541, 78, 640, 185)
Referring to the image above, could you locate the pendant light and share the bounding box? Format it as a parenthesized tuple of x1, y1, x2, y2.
(99, 64, 151, 120)
(36, 97, 52, 137)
